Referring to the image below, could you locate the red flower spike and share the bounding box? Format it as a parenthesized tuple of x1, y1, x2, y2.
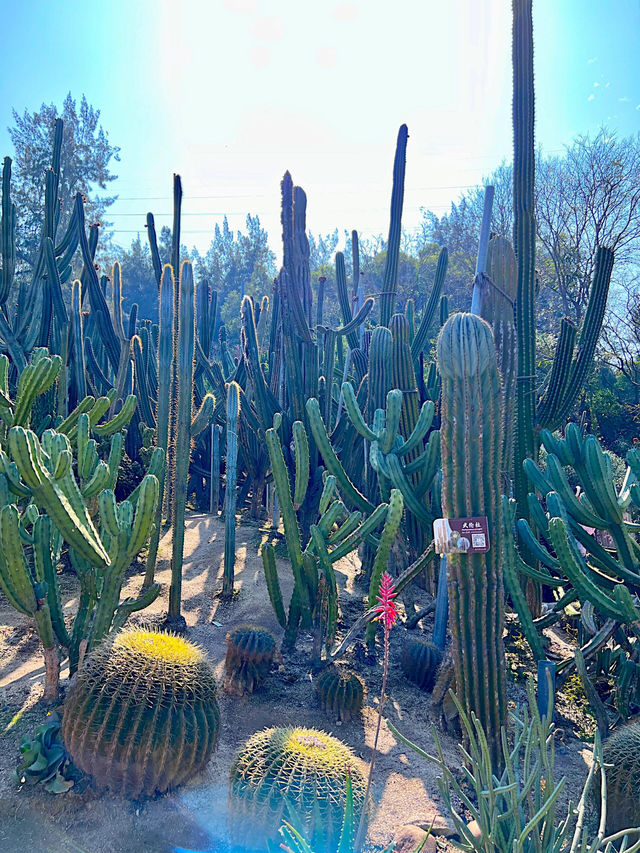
(373, 571, 398, 631)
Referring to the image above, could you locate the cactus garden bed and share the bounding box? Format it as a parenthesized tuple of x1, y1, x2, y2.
(0, 513, 595, 853)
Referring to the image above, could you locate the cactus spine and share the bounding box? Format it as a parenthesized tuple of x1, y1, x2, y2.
(437, 312, 506, 767)
(223, 381, 240, 598)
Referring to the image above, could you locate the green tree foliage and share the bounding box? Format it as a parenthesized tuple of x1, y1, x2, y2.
(194, 214, 276, 337)
(8, 93, 120, 269)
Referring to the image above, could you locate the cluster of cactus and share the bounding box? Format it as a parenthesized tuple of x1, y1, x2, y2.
(261, 407, 405, 658)
(505, 425, 640, 671)
(228, 726, 367, 850)
(314, 666, 365, 722)
(224, 624, 276, 695)
(0, 349, 162, 700)
(436, 311, 506, 767)
(62, 627, 220, 797)
(401, 636, 443, 692)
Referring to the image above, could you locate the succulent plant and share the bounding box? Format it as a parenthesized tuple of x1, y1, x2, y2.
(401, 636, 443, 692)
(315, 666, 365, 722)
(224, 624, 276, 695)
(228, 726, 367, 850)
(62, 628, 220, 798)
(600, 719, 640, 833)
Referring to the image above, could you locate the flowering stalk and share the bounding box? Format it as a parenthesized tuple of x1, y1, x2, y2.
(354, 572, 398, 851)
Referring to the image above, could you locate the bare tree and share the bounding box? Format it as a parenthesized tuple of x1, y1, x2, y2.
(535, 129, 640, 323)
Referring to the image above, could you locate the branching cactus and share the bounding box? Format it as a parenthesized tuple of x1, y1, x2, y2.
(436, 312, 506, 767)
(505, 426, 640, 667)
(0, 350, 162, 701)
(261, 415, 391, 658)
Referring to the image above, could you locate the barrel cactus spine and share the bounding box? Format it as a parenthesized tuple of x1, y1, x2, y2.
(437, 312, 506, 767)
(62, 627, 220, 797)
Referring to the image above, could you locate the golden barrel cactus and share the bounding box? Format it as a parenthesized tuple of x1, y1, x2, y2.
(61, 628, 220, 797)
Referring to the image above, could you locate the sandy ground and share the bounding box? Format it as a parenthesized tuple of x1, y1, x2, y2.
(0, 512, 593, 853)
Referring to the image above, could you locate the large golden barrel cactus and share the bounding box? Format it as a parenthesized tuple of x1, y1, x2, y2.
(228, 726, 367, 850)
(61, 628, 220, 797)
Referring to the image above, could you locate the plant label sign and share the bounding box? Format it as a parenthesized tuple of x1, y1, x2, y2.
(433, 516, 490, 555)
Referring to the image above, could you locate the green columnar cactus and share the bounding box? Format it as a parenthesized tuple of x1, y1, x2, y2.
(224, 624, 276, 695)
(62, 628, 220, 797)
(144, 264, 174, 589)
(482, 236, 517, 486)
(411, 247, 449, 366)
(315, 666, 365, 722)
(437, 312, 506, 767)
(365, 488, 403, 647)
(511, 1, 616, 616)
(168, 260, 196, 625)
(380, 125, 408, 328)
(512, 0, 537, 532)
(70, 279, 86, 404)
(228, 726, 367, 850)
(223, 381, 240, 599)
(401, 636, 443, 692)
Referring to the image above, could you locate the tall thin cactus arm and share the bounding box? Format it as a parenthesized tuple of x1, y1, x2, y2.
(223, 381, 240, 599)
(513, 0, 537, 529)
(380, 125, 408, 328)
(168, 260, 195, 625)
(144, 264, 175, 589)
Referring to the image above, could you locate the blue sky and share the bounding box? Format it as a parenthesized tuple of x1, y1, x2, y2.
(1, 0, 638, 255)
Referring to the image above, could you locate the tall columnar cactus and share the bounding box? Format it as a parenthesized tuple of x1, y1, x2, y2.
(437, 312, 506, 767)
(62, 628, 220, 797)
(144, 264, 174, 588)
(511, 0, 616, 610)
(168, 261, 196, 625)
(512, 0, 537, 528)
(223, 381, 240, 599)
(481, 236, 518, 486)
(380, 125, 408, 328)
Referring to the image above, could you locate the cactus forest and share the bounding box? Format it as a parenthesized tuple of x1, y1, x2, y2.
(0, 1, 639, 852)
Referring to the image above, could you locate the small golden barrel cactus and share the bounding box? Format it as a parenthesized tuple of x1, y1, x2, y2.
(401, 636, 443, 692)
(224, 624, 276, 695)
(315, 666, 365, 722)
(61, 628, 220, 798)
(228, 726, 367, 850)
